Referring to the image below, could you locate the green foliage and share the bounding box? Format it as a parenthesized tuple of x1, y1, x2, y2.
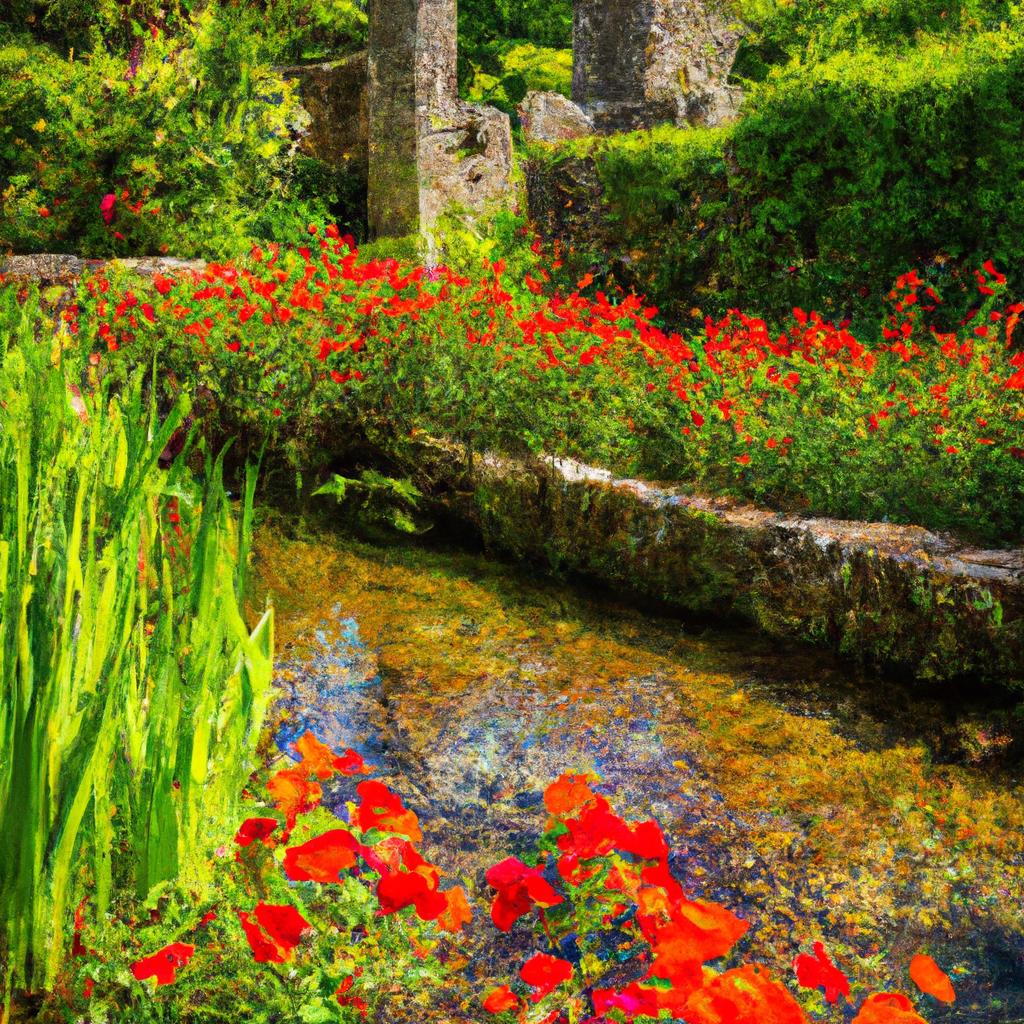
(314, 470, 427, 535)
(463, 41, 573, 117)
(0, 7, 333, 258)
(0, 289, 273, 998)
(529, 24, 1024, 327)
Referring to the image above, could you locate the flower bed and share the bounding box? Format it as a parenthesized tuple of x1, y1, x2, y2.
(16, 227, 1020, 545)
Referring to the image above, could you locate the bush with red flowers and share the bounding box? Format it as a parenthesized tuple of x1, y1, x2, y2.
(50, 225, 1023, 544)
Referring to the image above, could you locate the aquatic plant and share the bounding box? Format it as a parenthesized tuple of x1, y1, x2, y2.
(0, 292, 273, 1008)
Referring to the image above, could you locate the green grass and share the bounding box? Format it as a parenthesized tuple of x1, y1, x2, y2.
(0, 291, 273, 1007)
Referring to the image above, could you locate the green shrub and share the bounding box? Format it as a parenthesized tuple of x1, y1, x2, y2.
(527, 26, 1024, 328)
(0, 11, 321, 259)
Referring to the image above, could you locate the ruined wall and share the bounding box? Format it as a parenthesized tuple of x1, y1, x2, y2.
(573, 0, 744, 131)
(279, 53, 370, 175)
(367, 0, 513, 239)
(402, 438, 1024, 691)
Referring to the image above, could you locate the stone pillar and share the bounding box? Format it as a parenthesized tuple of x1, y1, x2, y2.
(572, 0, 745, 132)
(367, 0, 513, 240)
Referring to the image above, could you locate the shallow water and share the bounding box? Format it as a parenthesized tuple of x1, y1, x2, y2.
(253, 521, 1024, 1023)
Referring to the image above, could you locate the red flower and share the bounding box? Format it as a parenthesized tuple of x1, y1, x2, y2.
(283, 829, 363, 883)
(351, 780, 422, 842)
(130, 942, 195, 986)
(237, 903, 311, 964)
(485, 856, 564, 932)
(100, 193, 117, 225)
(519, 953, 573, 1002)
(483, 985, 521, 1013)
(234, 817, 279, 847)
(685, 964, 809, 1024)
(376, 870, 447, 921)
(793, 942, 851, 1004)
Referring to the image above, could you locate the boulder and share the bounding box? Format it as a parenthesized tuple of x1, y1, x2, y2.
(519, 90, 595, 144)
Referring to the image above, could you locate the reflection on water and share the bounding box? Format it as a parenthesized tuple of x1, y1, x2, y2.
(255, 523, 1024, 1023)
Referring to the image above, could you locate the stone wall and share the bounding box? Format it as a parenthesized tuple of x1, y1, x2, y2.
(406, 438, 1024, 691)
(278, 53, 369, 174)
(573, 0, 744, 131)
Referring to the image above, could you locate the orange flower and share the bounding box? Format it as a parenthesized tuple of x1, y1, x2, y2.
(267, 768, 322, 832)
(436, 886, 473, 933)
(483, 985, 521, 1013)
(294, 730, 370, 780)
(852, 992, 928, 1024)
(909, 955, 955, 1003)
(685, 964, 809, 1024)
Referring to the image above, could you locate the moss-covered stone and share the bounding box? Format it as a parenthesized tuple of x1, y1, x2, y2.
(407, 437, 1024, 691)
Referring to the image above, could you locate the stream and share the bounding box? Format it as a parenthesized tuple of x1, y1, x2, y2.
(253, 521, 1024, 1023)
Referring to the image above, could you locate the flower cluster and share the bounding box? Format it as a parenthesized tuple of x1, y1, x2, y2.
(22, 226, 1024, 540)
(480, 773, 956, 1024)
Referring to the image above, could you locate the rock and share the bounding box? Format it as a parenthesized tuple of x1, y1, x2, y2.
(418, 102, 514, 234)
(573, 0, 746, 131)
(519, 90, 595, 144)
(278, 53, 369, 173)
(0, 254, 205, 284)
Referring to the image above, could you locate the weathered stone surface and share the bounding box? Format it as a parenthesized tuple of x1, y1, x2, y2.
(278, 53, 369, 173)
(366, 0, 512, 239)
(405, 437, 1024, 690)
(573, 0, 745, 131)
(519, 90, 594, 143)
(0, 254, 205, 284)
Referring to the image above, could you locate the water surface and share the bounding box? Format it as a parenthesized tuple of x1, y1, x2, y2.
(254, 522, 1024, 1023)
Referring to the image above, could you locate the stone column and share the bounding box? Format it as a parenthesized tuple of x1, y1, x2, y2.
(573, 0, 745, 132)
(367, 0, 512, 240)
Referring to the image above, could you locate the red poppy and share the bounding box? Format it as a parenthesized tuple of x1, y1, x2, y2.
(237, 903, 311, 964)
(519, 953, 573, 1002)
(376, 870, 448, 921)
(234, 817, 279, 847)
(283, 829, 363, 882)
(130, 942, 195, 986)
(351, 780, 422, 842)
(793, 942, 850, 1004)
(485, 857, 564, 932)
(483, 985, 521, 1013)
(684, 964, 809, 1023)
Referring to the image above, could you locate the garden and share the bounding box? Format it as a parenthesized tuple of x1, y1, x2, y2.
(1, 0, 1023, 1022)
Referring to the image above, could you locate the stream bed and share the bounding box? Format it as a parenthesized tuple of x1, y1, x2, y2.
(253, 522, 1024, 1023)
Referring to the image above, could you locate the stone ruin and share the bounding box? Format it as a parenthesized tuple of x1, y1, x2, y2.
(366, 0, 513, 239)
(285, 0, 745, 237)
(570, 0, 744, 135)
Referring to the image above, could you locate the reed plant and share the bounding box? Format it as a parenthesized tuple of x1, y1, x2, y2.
(0, 291, 274, 1011)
